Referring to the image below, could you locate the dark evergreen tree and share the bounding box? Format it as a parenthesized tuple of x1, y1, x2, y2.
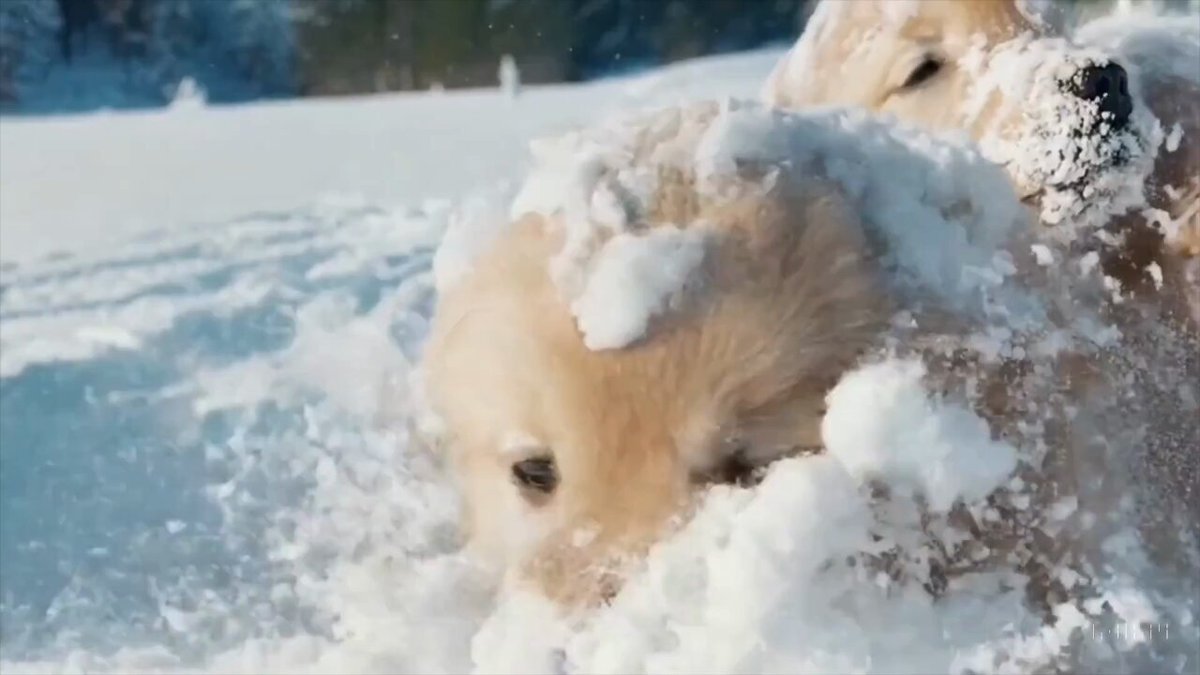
(145, 0, 297, 102)
(0, 0, 62, 103)
(565, 0, 804, 81)
(210, 0, 297, 96)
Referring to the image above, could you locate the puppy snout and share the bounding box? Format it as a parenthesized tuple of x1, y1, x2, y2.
(525, 539, 629, 608)
(1069, 62, 1133, 129)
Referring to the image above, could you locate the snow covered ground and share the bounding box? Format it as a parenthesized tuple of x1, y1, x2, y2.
(1, 25, 1197, 675)
(0, 52, 776, 264)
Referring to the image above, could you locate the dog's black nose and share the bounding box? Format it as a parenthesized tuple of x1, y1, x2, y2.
(1070, 62, 1133, 128)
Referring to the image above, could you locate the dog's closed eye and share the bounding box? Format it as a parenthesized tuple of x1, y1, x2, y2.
(512, 456, 558, 493)
(902, 57, 944, 90)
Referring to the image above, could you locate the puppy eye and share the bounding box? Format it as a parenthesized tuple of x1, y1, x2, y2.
(512, 456, 558, 493)
(902, 57, 943, 89)
(690, 446, 763, 488)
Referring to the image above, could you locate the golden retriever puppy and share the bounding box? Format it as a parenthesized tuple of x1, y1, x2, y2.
(763, 0, 1199, 325)
(421, 100, 1070, 608)
(425, 167, 882, 605)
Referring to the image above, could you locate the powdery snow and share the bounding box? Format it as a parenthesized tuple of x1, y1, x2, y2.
(958, 34, 1163, 230)
(433, 182, 520, 293)
(0, 49, 783, 265)
(822, 358, 1017, 512)
(570, 226, 710, 351)
(691, 100, 1030, 319)
(501, 98, 1035, 351)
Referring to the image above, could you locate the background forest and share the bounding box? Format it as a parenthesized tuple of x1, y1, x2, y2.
(0, 0, 1195, 114)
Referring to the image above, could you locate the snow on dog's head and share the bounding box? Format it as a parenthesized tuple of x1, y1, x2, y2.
(513, 99, 1035, 325)
(764, 0, 1161, 230)
(423, 100, 1041, 609)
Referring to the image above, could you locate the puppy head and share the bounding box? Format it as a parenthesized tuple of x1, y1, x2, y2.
(424, 179, 886, 607)
(765, 0, 1155, 224)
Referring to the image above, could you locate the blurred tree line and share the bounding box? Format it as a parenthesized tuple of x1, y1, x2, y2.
(0, 0, 801, 111)
(2, 0, 1195, 112)
(295, 0, 801, 94)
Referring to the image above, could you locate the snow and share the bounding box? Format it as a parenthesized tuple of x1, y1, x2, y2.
(822, 358, 1017, 512)
(498, 54, 521, 99)
(688, 102, 1030, 318)
(570, 226, 710, 351)
(168, 78, 209, 110)
(1, 24, 1198, 675)
(1031, 243, 1056, 266)
(469, 450, 1048, 675)
(1016, 0, 1072, 31)
(506, 98, 1033, 351)
(0, 49, 783, 264)
(433, 183, 518, 293)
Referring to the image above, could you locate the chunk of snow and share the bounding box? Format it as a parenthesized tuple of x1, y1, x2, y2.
(167, 77, 207, 111)
(1165, 123, 1184, 152)
(1147, 261, 1164, 289)
(822, 358, 1018, 511)
(1031, 243, 1055, 266)
(571, 226, 710, 350)
(498, 54, 521, 99)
